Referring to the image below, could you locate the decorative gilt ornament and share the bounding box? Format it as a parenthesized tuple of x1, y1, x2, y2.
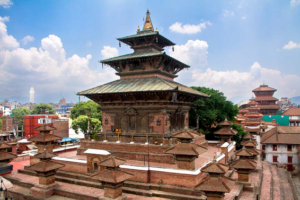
(137, 26, 140, 32)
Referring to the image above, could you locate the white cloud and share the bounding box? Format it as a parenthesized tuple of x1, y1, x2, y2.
(223, 10, 235, 18)
(181, 62, 300, 102)
(0, 17, 118, 101)
(21, 35, 34, 45)
(291, 0, 300, 6)
(86, 41, 92, 47)
(168, 40, 209, 67)
(0, 0, 12, 8)
(169, 21, 212, 34)
(241, 16, 247, 20)
(101, 46, 118, 59)
(0, 16, 19, 50)
(283, 41, 300, 50)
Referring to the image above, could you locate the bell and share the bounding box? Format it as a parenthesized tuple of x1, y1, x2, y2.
(172, 46, 174, 52)
(119, 41, 121, 47)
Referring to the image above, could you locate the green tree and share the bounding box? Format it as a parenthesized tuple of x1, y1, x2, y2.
(12, 107, 31, 128)
(189, 87, 239, 133)
(31, 103, 56, 114)
(231, 124, 248, 149)
(70, 100, 102, 121)
(71, 115, 102, 134)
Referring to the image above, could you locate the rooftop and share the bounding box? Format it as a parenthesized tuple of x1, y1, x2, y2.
(252, 85, 277, 92)
(78, 76, 209, 97)
(28, 132, 62, 142)
(201, 161, 229, 174)
(214, 127, 237, 136)
(282, 108, 300, 116)
(171, 130, 200, 140)
(98, 156, 126, 168)
(165, 143, 207, 156)
(261, 126, 300, 144)
(26, 160, 65, 172)
(231, 159, 256, 169)
(0, 151, 17, 161)
(91, 169, 133, 184)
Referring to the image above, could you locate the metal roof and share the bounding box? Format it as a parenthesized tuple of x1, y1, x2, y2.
(78, 77, 209, 97)
(101, 51, 164, 63)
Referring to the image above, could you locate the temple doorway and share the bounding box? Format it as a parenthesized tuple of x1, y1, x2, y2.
(92, 158, 100, 173)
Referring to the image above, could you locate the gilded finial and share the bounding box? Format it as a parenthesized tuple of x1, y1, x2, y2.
(137, 26, 140, 32)
(156, 27, 158, 32)
(213, 156, 216, 162)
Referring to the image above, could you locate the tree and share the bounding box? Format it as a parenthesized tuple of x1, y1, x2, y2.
(31, 103, 56, 114)
(71, 115, 102, 134)
(231, 124, 248, 150)
(70, 100, 102, 121)
(189, 87, 239, 133)
(12, 107, 31, 128)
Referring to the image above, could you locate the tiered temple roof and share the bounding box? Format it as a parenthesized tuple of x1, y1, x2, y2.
(214, 127, 237, 136)
(165, 143, 207, 156)
(34, 150, 58, 161)
(171, 130, 200, 143)
(230, 159, 256, 170)
(27, 161, 65, 173)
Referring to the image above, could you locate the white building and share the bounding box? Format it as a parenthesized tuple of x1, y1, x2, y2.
(29, 87, 35, 103)
(261, 126, 300, 173)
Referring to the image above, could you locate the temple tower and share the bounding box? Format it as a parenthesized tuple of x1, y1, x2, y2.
(78, 10, 209, 137)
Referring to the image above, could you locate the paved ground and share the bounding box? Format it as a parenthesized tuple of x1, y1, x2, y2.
(9, 160, 29, 171)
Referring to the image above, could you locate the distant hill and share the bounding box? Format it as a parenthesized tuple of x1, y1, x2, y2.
(290, 96, 300, 104)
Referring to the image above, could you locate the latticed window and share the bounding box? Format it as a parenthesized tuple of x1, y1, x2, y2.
(104, 118, 108, 125)
(156, 118, 161, 126)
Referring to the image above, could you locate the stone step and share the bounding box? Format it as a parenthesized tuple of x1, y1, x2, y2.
(55, 175, 102, 189)
(260, 162, 272, 200)
(277, 168, 294, 200)
(270, 165, 281, 200)
(292, 177, 300, 200)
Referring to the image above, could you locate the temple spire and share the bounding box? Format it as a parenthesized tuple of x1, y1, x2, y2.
(143, 9, 154, 31)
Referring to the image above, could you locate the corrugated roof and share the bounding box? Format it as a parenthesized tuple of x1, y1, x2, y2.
(78, 77, 209, 97)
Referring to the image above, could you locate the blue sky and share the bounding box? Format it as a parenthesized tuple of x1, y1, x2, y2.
(0, 0, 300, 104)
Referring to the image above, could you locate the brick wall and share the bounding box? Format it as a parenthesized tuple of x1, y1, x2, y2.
(52, 119, 69, 138)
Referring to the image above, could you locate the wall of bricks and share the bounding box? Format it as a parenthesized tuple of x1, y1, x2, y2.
(39, 175, 55, 185)
(104, 187, 122, 199)
(55, 159, 87, 174)
(237, 172, 249, 182)
(120, 168, 209, 188)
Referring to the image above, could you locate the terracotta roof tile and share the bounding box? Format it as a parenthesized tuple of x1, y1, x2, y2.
(201, 162, 229, 174)
(235, 149, 254, 157)
(27, 161, 65, 172)
(243, 134, 254, 140)
(171, 130, 200, 140)
(98, 156, 126, 168)
(282, 108, 300, 116)
(28, 133, 62, 142)
(34, 124, 57, 131)
(195, 176, 230, 193)
(252, 85, 277, 92)
(218, 119, 233, 126)
(214, 127, 237, 136)
(242, 140, 258, 147)
(91, 169, 133, 184)
(165, 143, 207, 156)
(254, 96, 278, 101)
(0, 152, 17, 161)
(231, 159, 256, 169)
(261, 126, 300, 144)
(0, 143, 11, 149)
(34, 150, 58, 160)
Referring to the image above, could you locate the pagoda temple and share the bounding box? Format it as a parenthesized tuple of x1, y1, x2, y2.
(241, 98, 263, 135)
(252, 84, 279, 115)
(78, 9, 209, 137)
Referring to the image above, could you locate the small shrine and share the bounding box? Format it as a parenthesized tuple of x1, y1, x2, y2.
(230, 159, 256, 182)
(0, 143, 12, 152)
(28, 124, 62, 153)
(91, 156, 133, 199)
(214, 119, 237, 144)
(26, 150, 65, 198)
(165, 130, 207, 170)
(195, 159, 234, 200)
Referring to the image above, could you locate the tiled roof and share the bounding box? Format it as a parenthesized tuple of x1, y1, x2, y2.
(218, 119, 233, 126)
(201, 162, 229, 174)
(252, 85, 277, 92)
(243, 134, 254, 140)
(77, 77, 209, 97)
(0, 143, 11, 149)
(171, 130, 200, 140)
(28, 133, 62, 142)
(165, 143, 207, 156)
(0, 152, 17, 161)
(98, 156, 126, 168)
(235, 149, 257, 157)
(254, 96, 278, 101)
(214, 127, 237, 136)
(242, 140, 258, 147)
(195, 176, 230, 193)
(231, 159, 256, 170)
(282, 108, 300, 116)
(27, 161, 65, 172)
(91, 169, 133, 184)
(261, 126, 300, 144)
(34, 150, 58, 160)
(34, 124, 57, 131)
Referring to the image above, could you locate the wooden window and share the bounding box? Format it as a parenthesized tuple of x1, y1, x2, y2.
(156, 118, 161, 126)
(288, 156, 293, 163)
(262, 145, 266, 151)
(273, 156, 278, 163)
(140, 117, 147, 128)
(104, 118, 108, 125)
(129, 116, 136, 130)
(287, 145, 292, 152)
(273, 144, 277, 151)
